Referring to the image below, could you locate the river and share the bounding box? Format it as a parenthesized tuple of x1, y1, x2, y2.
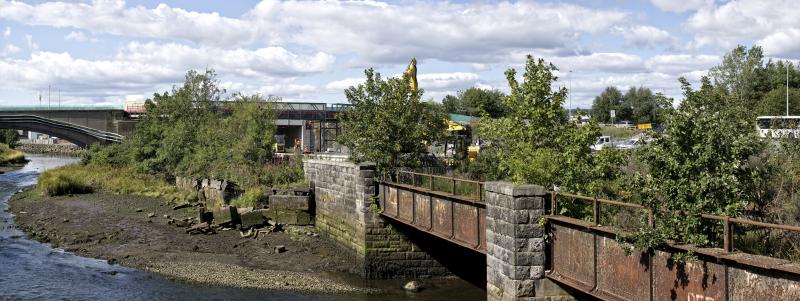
(0, 155, 486, 301)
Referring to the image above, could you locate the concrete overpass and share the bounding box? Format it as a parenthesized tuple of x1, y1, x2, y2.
(0, 106, 133, 147)
(0, 102, 349, 149)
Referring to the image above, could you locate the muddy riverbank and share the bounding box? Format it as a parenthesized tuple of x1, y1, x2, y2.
(9, 190, 377, 294)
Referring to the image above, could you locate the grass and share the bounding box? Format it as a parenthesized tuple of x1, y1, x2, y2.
(38, 163, 196, 202)
(600, 126, 640, 140)
(0, 143, 25, 165)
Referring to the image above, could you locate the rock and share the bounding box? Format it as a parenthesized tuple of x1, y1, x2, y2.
(274, 245, 286, 253)
(173, 220, 188, 228)
(268, 195, 311, 211)
(147, 213, 155, 218)
(162, 214, 170, 219)
(62, 219, 69, 223)
(240, 210, 268, 229)
(186, 222, 214, 235)
(135, 208, 143, 212)
(403, 280, 422, 292)
(262, 209, 312, 225)
(172, 203, 192, 210)
(212, 206, 240, 226)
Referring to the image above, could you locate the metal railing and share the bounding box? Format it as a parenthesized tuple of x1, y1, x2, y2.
(550, 190, 800, 254)
(390, 170, 484, 202)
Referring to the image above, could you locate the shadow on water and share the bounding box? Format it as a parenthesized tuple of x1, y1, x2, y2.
(0, 155, 487, 301)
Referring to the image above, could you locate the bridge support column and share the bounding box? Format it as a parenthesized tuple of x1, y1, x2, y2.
(304, 158, 449, 278)
(486, 182, 572, 301)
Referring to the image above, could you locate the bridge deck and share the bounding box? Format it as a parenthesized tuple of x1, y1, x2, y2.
(378, 179, 486, 254)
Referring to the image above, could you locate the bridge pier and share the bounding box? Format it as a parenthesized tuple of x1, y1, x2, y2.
(485, 182, 573, 301)
(303, 158, 451, 278)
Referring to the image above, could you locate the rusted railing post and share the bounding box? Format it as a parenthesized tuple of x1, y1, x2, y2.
(551, 191, 557, 214)
(593, 197, 600, 225)
(724, 216, 733, 252)
(428, 174, 433, 190)
(451, 177, 456, 195)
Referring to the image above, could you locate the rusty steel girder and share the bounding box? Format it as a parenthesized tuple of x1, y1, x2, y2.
(378, 181, 486, 254)
(546, 215, 800, 301)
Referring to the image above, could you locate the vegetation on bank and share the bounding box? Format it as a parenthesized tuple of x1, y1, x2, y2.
(39, 70, 304, 204)
(0, 143, 25, 165)
(38, 164, 195, 200)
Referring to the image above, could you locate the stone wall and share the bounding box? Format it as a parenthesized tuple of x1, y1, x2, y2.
(175, 176, 238, 208)
(16, 142, 83, 155)
(485, 182, 548, 301)
(303, 158, 449, 278)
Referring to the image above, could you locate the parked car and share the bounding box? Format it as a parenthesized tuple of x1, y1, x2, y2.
(591, 136, 611, 151)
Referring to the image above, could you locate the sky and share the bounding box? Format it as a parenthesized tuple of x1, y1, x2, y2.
(0, 0, 798, 109)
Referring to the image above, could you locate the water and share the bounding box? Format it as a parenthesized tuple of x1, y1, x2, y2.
(0, 155, 486, 301)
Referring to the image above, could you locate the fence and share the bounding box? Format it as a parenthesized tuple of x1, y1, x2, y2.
(549, 190, 800, 256)
(392, 170, 484, 202)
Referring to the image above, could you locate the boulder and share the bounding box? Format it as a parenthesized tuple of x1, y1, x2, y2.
(240, 210, 268, 229)
(212, 206, 240, 226)
(262, 209, 311, 225)
(403, 281, 423, 292)
(268, 195, 311, 211)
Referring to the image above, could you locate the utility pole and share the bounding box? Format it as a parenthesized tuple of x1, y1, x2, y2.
(48, 85, 51, 110)
(569, 70, 573, 119)
(58, 88, 61, 108)
(787, 63, 790, 116)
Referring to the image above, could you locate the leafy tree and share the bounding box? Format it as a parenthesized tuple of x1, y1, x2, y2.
(623, 76, 768, 249)
(441, 87, 508, 118)
(756, 88, 800, 116)
(339, 68, 447, 172)
(0, 129, 19, 148)
(709, 45, 764, 111)
(591, 87, 625, 123)
(480, 55, 622, 194)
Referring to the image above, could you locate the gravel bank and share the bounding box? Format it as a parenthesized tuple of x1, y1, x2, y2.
(9, 190, 377, 295)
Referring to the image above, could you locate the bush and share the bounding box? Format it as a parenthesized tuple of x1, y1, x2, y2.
(230, 187, 266, 208)
(39, 169, 93, 196)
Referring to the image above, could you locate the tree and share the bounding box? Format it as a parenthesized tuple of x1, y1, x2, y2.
(441, 87, 508, 118)
(480, 55, 621, 194)
(756, 88, 800, 116)
(591, 87, 624, 123)
(338, 68, 447, 172)
(623, 76, 768, 249)
(0, 129, 19, 148)
(709, 45, 764, 111)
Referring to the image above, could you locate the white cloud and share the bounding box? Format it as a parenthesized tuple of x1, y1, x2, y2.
(0, 42, 334, 99)
(117, 42, 335, 78)
(614, 25, 677, 49)
(325, 78, 363, 91)
(644, 54, 720, 74)
(1, 44, 19, 56)
(685, 0, 800, 56)
(0, 0, 256, 47)
(64, 31, 88, 42)
(758, 28, 800, 58)
(650, 0, 710, 13)
(549, 53, 645, 73)
(0, 0, 631, 64)
(24, 34, 37, 51)
(2, 26, 9, 38)
(418, 72, 480, 90)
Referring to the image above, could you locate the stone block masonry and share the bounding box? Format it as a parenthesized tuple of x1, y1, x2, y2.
(486, 182, 549, 301)
(303, 158, 449, 278)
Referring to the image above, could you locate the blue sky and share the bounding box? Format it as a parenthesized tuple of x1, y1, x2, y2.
(0, 0, 798, 109)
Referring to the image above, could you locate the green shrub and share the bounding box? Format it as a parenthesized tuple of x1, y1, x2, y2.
(230, 187, 266, 208)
